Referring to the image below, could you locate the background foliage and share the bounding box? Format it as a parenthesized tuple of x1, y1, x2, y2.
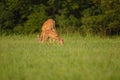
(0, 0, 120, 36)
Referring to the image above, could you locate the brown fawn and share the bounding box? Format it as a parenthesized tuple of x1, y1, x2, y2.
(38, 18, 64, 45)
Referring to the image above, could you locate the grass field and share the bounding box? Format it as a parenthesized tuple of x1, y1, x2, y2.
(0, 34, 120, 80)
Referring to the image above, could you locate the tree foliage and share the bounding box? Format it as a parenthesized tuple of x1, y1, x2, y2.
(81, 0, 120, 36)
(0, 0, 120, 36)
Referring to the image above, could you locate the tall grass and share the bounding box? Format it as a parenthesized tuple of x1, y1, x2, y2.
(0, 34, 120, 80)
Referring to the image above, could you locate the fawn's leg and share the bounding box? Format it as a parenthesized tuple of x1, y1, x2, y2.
(43, 33, 49, 43)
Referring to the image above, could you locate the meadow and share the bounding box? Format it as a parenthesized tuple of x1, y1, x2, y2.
(0, 34, 120, 80)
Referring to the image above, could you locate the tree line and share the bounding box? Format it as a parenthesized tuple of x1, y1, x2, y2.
(0, 0, 120, 36)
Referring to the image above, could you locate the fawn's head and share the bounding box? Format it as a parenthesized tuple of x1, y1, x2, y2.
(59, 38, 64, 45)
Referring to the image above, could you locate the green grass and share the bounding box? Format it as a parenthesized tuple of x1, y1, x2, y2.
(0, 34, 120, 80)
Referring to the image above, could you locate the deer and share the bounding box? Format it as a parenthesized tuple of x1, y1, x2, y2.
(38, 18, 56, 43)
(38, 18, 64, 45)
